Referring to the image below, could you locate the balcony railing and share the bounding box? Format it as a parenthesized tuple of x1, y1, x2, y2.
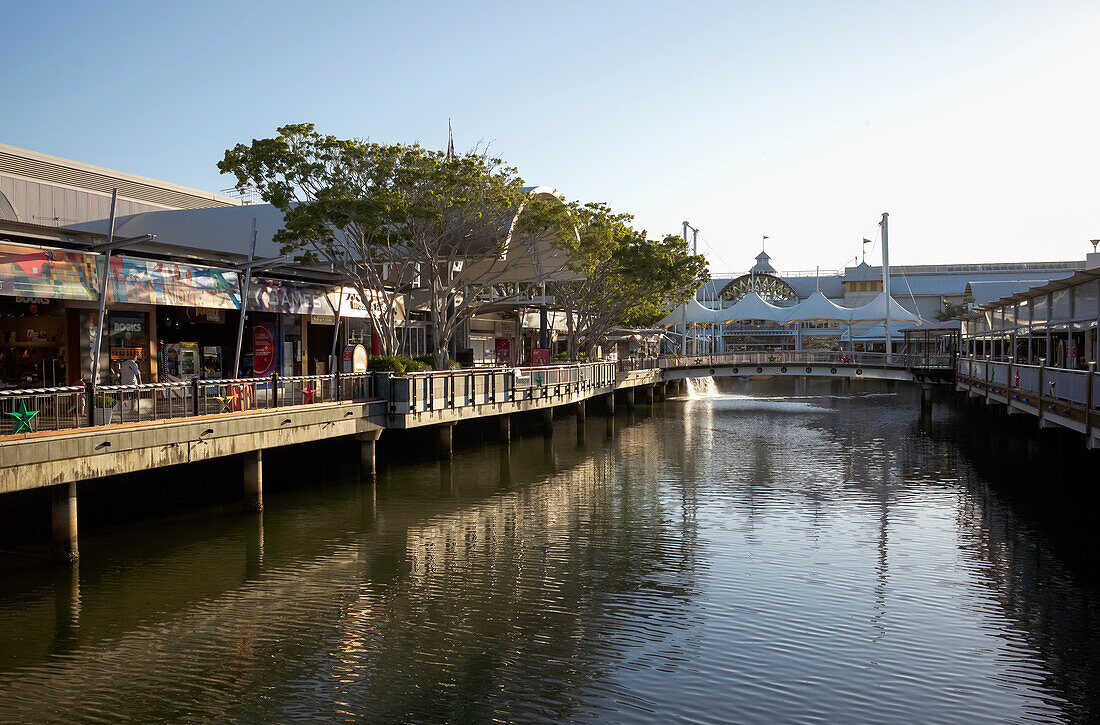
(0, 372, 379, 437)
(957, 357, 1099, 410)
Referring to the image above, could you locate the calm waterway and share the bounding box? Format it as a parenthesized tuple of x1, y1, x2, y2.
(0, 379, 1097, 723)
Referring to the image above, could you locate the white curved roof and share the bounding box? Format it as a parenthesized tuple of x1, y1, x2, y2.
(656, 297, 722, 325)
(656, 289, 925, 327)
(780, 290, 852, 323)
(714, 292, 786, 323)
(847, 292, 924, 323)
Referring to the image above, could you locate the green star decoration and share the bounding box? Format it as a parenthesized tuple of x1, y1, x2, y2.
(5, 400, 39, 433)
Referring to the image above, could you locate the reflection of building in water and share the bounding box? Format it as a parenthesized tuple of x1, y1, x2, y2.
(955, 481, 1100, 719)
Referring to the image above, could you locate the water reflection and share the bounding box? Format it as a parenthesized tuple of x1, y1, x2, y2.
(0, 379, 1095, 723)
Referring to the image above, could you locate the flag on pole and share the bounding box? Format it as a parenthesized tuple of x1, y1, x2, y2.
(446, 119, 455, 161)
(762, 234, 769, 251)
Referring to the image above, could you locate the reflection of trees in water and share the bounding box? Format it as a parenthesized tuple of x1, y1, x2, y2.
(0, 416, 701, 723)
(327, 422, 702, 722)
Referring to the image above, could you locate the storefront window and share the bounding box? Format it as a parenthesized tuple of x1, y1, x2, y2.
(107, 311, 150, 383)
(0, 297, 68, 387)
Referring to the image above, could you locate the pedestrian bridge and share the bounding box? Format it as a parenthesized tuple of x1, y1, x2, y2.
(659, 351, 954, 384)
(0, 352, 954, 562)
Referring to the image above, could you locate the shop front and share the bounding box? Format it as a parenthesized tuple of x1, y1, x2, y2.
(0, 296, 69, 388)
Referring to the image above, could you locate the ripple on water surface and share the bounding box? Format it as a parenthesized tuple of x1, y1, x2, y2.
(0, 380, 1096, 723)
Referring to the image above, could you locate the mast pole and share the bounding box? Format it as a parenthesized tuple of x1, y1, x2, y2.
(880, 212, 891, 360)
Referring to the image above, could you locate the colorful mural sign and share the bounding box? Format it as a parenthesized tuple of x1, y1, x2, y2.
(0, 243, 240, 308)
(0, 242, 341, 315)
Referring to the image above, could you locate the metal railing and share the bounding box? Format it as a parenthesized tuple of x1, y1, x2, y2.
(655, 351, 951, 369)
(957, 357, 1099, 410)
(0, 385, 85, 435)
(0, 372, 380, 437)
(388, 362, 621, 415)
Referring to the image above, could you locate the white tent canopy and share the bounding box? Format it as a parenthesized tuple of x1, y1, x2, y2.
(846, 292, 924, 323)
(779, 290, 852, 323)
(657, 290, 926, 327)
(713, 292, 786, 323)
(656, 297, 723, 326)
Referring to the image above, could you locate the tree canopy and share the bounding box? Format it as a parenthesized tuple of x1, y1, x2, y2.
(541, 201, 709, 359)
(219, 123, 708, 367)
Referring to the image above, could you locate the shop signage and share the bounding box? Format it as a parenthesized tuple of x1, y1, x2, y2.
(342, 344, 367, 373)
(310, 314, 336, 325)
(532, 348, 551, 366)
(252, 322, 278, 376)
(188, 307, 226, 324)
(250, 279, 330, 316)
(495, 338, 511, 364)
(327, 287, 406, 321)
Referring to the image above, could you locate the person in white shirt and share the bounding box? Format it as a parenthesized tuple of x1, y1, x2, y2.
(121, 350, 142, 385)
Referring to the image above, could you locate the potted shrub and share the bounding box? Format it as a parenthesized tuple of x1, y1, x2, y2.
(93, 394, 118, 425)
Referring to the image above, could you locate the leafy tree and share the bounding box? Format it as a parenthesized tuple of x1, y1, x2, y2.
(935, 298, 970, 321)
(542, 202, 709, 359)
(219, 124, 415, 356)
(393, 147, 563, 368)
(220, 124, 569, 368)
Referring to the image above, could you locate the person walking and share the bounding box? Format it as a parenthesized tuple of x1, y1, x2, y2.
(121, 349, 142, 385)
(121, 349, 142, 420)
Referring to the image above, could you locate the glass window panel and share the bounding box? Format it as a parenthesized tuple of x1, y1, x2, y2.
(1072, 280, 1098, 319)
(1032, 294, 1048, 325)
(1052, 288, 1070, 320)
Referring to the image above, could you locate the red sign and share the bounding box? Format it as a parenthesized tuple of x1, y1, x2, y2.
(532, 348, 551, 366)
(252, 322, 277, 376)
(495, 338, 511, 364)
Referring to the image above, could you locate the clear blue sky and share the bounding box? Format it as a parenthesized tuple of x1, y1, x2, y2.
(4, 1, 1099, 273)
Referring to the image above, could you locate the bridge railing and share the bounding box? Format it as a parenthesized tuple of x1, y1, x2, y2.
(957, 357, 1100, 409)
(659, 351, 944, 369)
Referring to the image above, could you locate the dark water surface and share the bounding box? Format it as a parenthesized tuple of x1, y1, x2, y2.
(0, 379, 1098, 723)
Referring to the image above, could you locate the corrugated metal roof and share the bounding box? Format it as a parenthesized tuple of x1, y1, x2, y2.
(0, 142, 240, 211)
(965, 280, 1049, 306)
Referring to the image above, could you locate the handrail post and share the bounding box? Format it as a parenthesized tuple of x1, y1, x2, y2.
(85, 380, 96, 427)
(191, 377, 200, 417)
(1085, 362, 1095, 443)
(271, 372, 279, 408)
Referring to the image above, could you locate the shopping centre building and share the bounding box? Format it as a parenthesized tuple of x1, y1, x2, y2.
(0, 142, 582, 389)
(679, 248, 1086, 354)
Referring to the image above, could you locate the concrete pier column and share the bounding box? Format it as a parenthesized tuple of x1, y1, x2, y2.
(921, 382, 933, 410)
(498, 414, 511, 443)
(644, 385, 654, 404)
(625, 388, 635, 410)
(437, 423, 454, 459)
(356, 431, 380, 480)
(244, 450, 263, 512)
(575, 400, 586, 423)
(51, 481, 78, 564)
(605, 392, 615, 415)
(542, 407, 554, 438)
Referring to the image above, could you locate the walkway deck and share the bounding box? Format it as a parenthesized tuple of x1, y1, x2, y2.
(0, 352, 954, 561)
